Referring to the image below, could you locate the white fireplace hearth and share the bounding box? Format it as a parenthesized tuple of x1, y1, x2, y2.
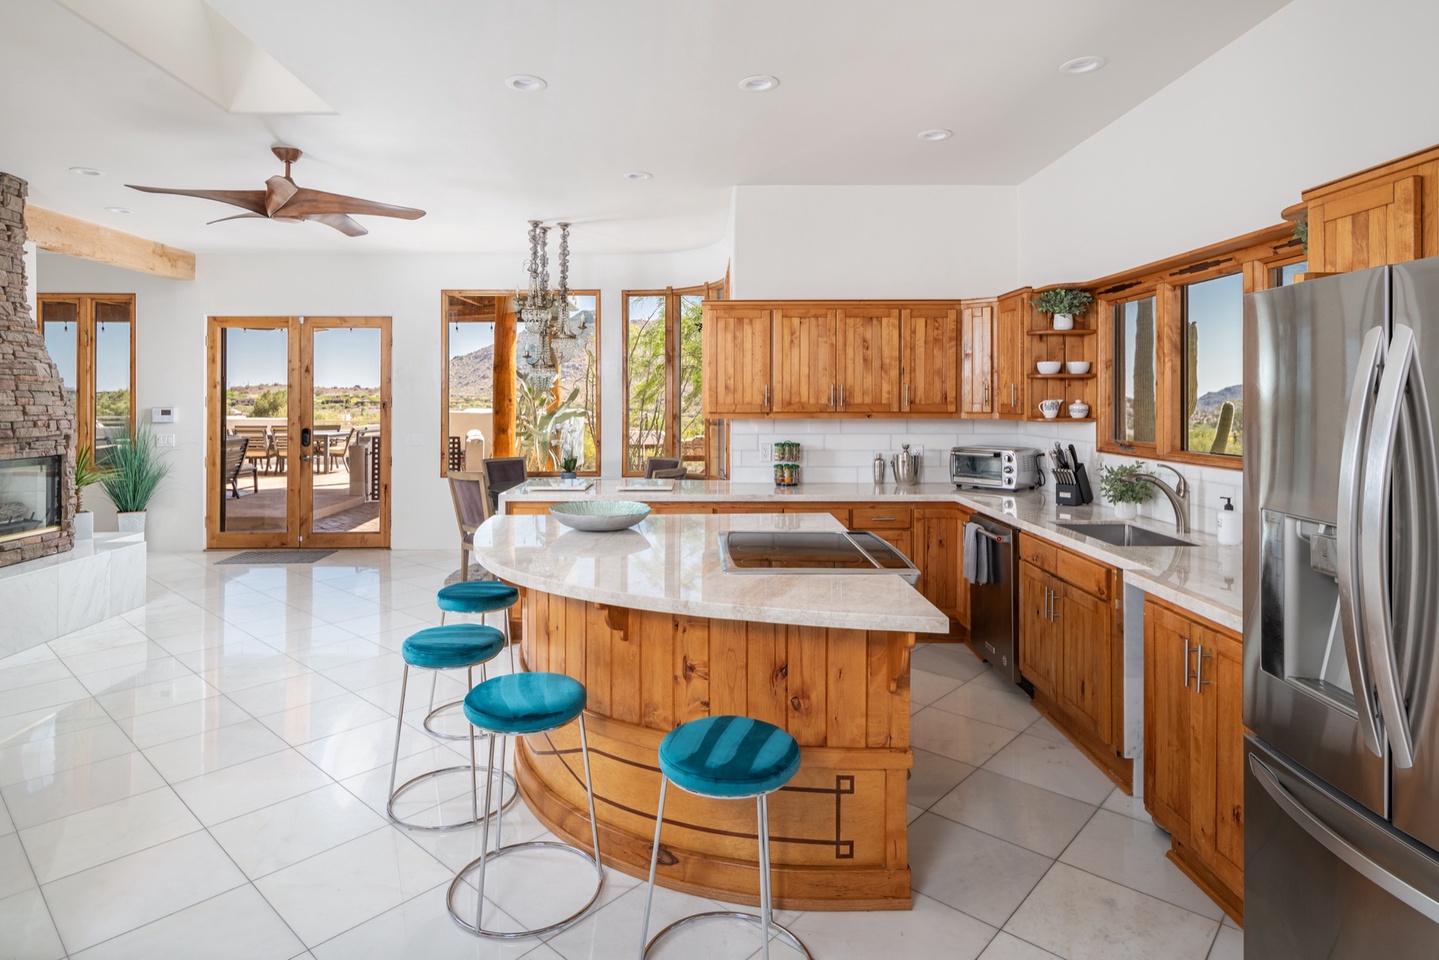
(0, 532, 147, 658)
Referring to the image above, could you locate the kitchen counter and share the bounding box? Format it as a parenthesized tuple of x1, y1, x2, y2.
(500, 479, 1243, 631)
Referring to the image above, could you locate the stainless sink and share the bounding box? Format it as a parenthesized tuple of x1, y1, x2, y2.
(1056, 522, 1195, 548)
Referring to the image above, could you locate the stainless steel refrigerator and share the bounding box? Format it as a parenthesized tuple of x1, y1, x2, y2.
(1244, 257, 1439, 957)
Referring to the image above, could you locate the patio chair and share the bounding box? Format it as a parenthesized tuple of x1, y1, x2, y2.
(229, 423, 272, 473)
(448, 470, 491, 582)
(224, 436, 258, 498)
(325, 428, 355, 472)
(271, 427, 289, 474)
(644, 457, 681, 478)
(480, 457, 528, 516)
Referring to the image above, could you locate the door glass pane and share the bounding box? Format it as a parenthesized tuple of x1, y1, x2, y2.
(311, 326, 381, 535)
(625, 295, 666, 473)
(40, 301, 79, 413)
(678, 293, 704, 477)
(1113, 298, 1157, 445)
(94, 302, 132, 459)
(1183, 273, 1244, 456)
(221, 327, 287, 532)
(447, 304, 495, 473)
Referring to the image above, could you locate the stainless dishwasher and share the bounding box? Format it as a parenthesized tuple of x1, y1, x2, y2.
(967, 515, 1024, 688)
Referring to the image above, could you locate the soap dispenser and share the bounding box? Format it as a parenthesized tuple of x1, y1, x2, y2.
(1216, 497, 1241, 546)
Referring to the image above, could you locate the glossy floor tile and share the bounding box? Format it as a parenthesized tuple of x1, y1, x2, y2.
(0, 557, 1243, 960)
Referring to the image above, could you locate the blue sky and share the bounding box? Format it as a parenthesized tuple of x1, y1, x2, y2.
(43, 322, 130, 392)
(222, 326, 381, 389)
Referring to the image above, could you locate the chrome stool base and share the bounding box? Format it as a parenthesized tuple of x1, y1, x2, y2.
(386, 763, 517, 831)
(642, 911, 813, 959)
(422, 697, 473, 741)
(446, 840, 604, 939)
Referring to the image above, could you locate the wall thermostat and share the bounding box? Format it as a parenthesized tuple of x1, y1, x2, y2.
(151, 406, 175, 423)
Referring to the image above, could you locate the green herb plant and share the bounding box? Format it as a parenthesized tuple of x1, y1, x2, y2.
(73, 444, 112, 513)
(1031, 288, 1095, 316)
(1097, 461, 1153, 505)
(98, 425, 172, 513)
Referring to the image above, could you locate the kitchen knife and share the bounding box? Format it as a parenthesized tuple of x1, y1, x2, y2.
(1069, 444, 1081, 470)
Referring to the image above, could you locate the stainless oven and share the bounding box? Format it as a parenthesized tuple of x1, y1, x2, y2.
(949, 446, 1043, 490)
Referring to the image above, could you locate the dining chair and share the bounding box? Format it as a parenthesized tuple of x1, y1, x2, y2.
(448, 470, 490, 582)
(649, 467, 689, 480)
(480, 457, 528, 516)
(644, 457, 681, 478)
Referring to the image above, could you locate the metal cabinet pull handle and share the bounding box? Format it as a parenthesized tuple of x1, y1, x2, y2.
(1196, 644, 1213, 690)
(1011, 383, 1017, 407)
(840, 384, 845, 409)
(763, 384, 770, 409)
(983, 382, 990, 407)
(905, 383, 911, 409)
(830, 384, 836, 409)
(1183, 637, 1192, 689)
(1051, 591, 1060, 621)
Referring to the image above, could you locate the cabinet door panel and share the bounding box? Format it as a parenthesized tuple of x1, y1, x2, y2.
(1058, 585, 1110, 743)
(960, 302, 995, 417)
(837, 307, 901, 414)
(773, 308, 838, 413)
(900, 306, 959, 414)
(915, 507, 962, 626)
(995, 292, 1027, 419)
(702, 306, 772, 415)
(1193, 625, 1244, 892)
(1019, 561, 1056, 697)
(1144, 601, 1194, 838)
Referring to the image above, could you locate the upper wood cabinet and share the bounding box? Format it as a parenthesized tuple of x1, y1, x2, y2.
(773, 306, 840, 414)
(960, 300, 995, 417)
(702, 304, 774, 415)
(1301, 145, 1439, 274)
(899, 305, 959, 414)
(836, 306, 901, 414)
(994, 289, 1028, 419)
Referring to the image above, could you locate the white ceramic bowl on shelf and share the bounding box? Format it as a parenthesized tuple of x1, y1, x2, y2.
(1036, 361, 1063, 375)
(548, 500, 651, 532)
(1065, 361, 1091, 375)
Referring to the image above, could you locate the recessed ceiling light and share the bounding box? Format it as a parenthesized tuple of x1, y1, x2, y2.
(69, 166, 103, 177)
(624, 171, 653, 181)
(1059, 56, 1106, 75)
(917, 129, 953, 142)
(104, 206, 131, 215)
(738, 75, 779, 92)
(504, 74, 547, 92)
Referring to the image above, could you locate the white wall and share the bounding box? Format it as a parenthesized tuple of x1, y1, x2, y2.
(37, 244, 727, 552)
(1018, 0, 1439, 282)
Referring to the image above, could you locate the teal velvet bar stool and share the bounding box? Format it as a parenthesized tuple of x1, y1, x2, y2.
(446, 671, 604, 939)
(386, 623, 513, 830)
(638, 715, 813, 960)
(424, 580, 520, 739)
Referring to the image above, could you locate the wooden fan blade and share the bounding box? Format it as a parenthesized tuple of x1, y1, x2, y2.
(263, 176, 299, 217)
(126, 185, 268, 215)
(280, 187, 425, 220)
(206, 213, 266, 225)
(303, 213, 369, 237)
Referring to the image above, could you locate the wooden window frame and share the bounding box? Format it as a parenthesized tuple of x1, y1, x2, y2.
(439, 289, 602, 477)
(36, 293, 137, 457)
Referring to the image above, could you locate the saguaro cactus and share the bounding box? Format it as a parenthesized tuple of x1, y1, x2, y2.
(1211, 401, 1235, 455)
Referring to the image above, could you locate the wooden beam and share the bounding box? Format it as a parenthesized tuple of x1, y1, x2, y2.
(24, 205, 195, 280)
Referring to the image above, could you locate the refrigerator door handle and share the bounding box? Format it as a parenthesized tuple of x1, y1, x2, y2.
(1338, 325, 1387, 756)
(1361, 323, 1422, 768)
(1250, 753, 1439, 924)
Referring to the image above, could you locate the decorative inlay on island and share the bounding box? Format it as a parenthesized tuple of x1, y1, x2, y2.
(472, 512, 949, 910)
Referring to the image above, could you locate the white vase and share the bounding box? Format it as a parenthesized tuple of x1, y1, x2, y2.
(1113, 502, 1139, 520)
(73, 510, 94, 540)
(117, 511, 147, 538)
(1052, 313, 1075, 331)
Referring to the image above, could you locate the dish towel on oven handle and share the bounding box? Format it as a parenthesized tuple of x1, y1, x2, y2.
(962, 521, 993, 586)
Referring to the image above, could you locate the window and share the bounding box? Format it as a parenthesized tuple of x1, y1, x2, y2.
(622, 279, 725, 476)
(37, 294, 135, 460)
(1112, 296, 1157, 447)
(1274, 260, 1308, 286)
(440, 290, 601, 476)
(1182, 273, 1244, 457)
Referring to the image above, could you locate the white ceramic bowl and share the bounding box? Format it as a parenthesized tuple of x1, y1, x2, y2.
(1068, 401, 1090, 419)
(548, 499, 652, 532)
(1036, 361, 1063, 375)
(1065, 361, 1091, 375)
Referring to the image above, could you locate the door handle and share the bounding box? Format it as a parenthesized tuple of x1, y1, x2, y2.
(1050, 590, 1060, 621)
(1183, 637, 1192, 689)
(1011, 383, 1017, 408)
(1336, 325, 1386, 757)
(300, 426, 312, 447)
(763, 384, 770, 409)
(830, 384, 836, 409)
(1250, 753, 1439, 925)
(839, 384, 845, 409)
(1195, 644, 1213, 691)
(1042, 587, 1051, 621)
(983, 382, 990, 407)
(904, 383, 911, 409)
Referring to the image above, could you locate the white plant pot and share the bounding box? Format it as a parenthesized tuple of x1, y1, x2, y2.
(1051, 313, 1075, 331)
(73, 510, 94, 540)
(1113, 502, 1139, 521)
(117, 511, 147, 538)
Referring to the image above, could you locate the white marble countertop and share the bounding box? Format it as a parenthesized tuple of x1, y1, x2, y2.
(502, 479, 1243, 631)
(470, 511, 951, 634)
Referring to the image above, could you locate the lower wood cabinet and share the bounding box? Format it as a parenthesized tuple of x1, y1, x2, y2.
(1144, 597, 1244, 923)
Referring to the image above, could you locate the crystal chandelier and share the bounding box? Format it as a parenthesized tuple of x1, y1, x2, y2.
(516, 220, 582, 389)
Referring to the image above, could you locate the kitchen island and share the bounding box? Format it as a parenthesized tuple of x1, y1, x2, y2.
(470, 510, 949, 910)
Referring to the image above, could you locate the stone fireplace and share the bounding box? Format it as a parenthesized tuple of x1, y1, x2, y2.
(0, 171, 75, 567)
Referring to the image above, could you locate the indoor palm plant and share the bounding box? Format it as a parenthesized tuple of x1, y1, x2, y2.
(99, 425, 171, 538)
(1097, 460, 1152, 520)
(72, 443, 111, 541)
(1031, 288, 1095, 330)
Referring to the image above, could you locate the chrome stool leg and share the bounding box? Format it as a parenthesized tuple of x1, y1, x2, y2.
(424, 607, 516, 737)
(447, 715, 605, 939)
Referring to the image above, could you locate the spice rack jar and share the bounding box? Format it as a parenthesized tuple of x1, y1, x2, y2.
(773, 441, 801, 487)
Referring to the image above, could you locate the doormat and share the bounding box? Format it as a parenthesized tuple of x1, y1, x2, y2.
(216, 550, 336, 565)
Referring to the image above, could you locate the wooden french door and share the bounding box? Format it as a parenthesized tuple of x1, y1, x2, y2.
(206, 316, 391, 549)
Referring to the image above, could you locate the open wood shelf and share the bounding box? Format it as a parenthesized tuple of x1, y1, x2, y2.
(1028, 373, 1097, 380)
(1027, 329, 1097, 337)
(1029, 416, 1096, 423)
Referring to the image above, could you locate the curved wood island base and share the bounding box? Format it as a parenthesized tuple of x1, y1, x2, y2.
(513, 588, 915, 911)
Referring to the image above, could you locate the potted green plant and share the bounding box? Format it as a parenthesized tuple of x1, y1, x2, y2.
(99, 425, 171, 538)
(72, 443, 111, 541)
(1098, 460, 1152, 520)
(559, 454, 579, 480)
(1031, 288, 1095, 331)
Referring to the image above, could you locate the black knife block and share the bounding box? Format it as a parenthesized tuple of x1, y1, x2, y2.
(1053, 464, 1095, 506)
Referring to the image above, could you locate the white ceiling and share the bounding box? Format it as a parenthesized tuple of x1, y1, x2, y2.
(0, 0, 1290, 255)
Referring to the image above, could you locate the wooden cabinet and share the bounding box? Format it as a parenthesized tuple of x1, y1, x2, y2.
(836, 306, 901, 414)
(994, 289, 1028, 419)
(960, 300, 995, 417)
(701, 304, 773, 415)
(899, 305, 959, 414)
(1144, 597, 1244, 922)
(773, 306, 840, 413)
(1017, 533, 1125, 785)
(1300, 145, 1439, 274)
(915, 506, 967, 639)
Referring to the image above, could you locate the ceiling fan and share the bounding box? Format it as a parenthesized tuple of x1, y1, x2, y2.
(126, 146, 425, 237)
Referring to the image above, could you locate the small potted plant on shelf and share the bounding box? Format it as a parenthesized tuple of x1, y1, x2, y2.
(72, 443, 111, 541)
(1031, 288, 1095, 331)
(1097, 460, 1152, 520)
(99, 425, 171, 539)
(559, 454, 579, 480)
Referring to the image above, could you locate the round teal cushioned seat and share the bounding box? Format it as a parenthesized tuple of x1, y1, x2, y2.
(463, 672, 586, 735)
(437, 581, 519, 614)
(658, 716, 801, 799)
(401, 624, 506, 670)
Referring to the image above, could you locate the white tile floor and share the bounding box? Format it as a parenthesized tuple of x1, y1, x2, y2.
(0, 550, 1243, 959)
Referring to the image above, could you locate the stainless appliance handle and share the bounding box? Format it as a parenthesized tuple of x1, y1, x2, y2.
(1249, 754, 1439, 924)
(1337, 324, 1386, 756)
(1361, 323, 1420, 767)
